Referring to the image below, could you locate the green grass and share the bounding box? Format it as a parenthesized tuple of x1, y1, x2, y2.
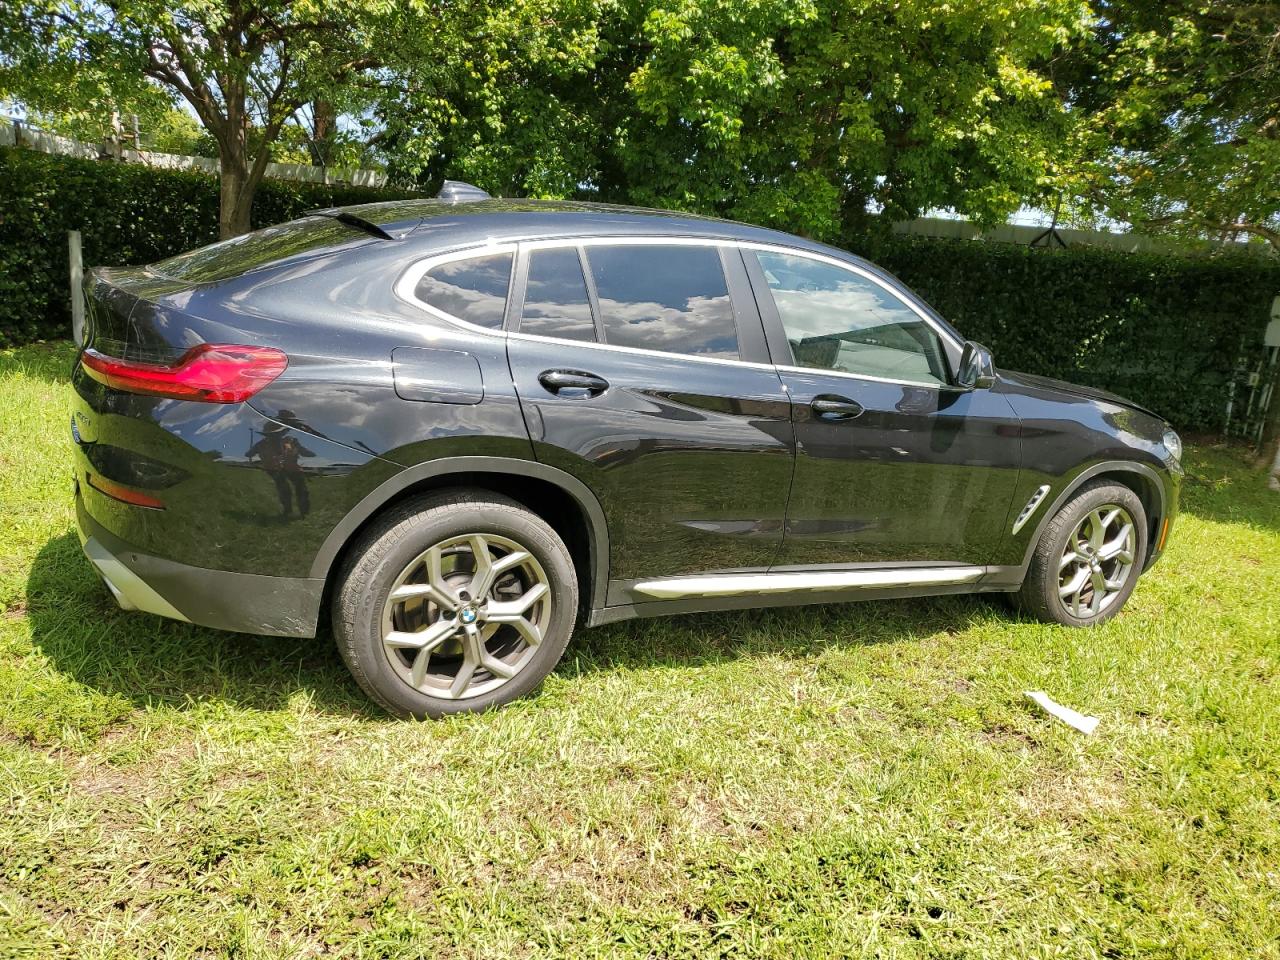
(2, 340, 1278, 959)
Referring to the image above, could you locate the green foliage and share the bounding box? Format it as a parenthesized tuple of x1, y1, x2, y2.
(3, 144, 1276, 432)
(380, 0, 1092, 241)
(3, 0, 398, 236)
(3, 339, 1280, 954)
(1066, 1, 1280, 249)
(146, 108, 218, 158)
(864, 236, 1280, 431)
(0, 146, 412, 346)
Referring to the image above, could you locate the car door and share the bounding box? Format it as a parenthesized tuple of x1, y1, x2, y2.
(505, 238, 793, 596)
(742, 245, 1022, 569)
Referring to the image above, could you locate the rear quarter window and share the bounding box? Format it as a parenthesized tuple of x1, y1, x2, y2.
(413, 252, 513, 330)
(149, 216, 369, 283)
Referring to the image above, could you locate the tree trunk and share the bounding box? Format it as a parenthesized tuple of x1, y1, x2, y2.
(218, 161, 254, 239)
(214, 86, 259, 239)
(309, 99, 337, 167)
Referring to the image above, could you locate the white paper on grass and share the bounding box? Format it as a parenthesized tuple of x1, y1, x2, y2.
(1024, 691, 1100, 734)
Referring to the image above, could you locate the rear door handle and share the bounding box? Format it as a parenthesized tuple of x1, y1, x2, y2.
(538, 369, 609, 397)
(811, 395, 864, 420)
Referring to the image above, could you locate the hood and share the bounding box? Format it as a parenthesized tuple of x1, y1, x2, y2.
(999, 369, 1166, 424)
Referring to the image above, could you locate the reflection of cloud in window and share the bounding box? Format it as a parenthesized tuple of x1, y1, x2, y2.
(772, 285, 919, 340)
(418, 278, 504, 317)
(521, 297, 595, 339)
(416, 255, 510, 328)
(760, 252, 944, 383)
(598, 294, 738, 358)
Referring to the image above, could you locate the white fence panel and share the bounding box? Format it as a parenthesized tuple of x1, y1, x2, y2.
(3, 118, 387, 187)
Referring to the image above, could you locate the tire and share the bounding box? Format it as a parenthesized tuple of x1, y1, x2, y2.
(1016, 480, 1147, 627)
(332, 489, 578, 718)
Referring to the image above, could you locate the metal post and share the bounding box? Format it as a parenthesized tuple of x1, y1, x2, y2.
(69, 230, 85, 344)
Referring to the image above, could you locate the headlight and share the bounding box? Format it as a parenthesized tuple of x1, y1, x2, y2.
(1162, 429, 1182, 463)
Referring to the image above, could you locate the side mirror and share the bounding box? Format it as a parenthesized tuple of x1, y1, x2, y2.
(956, 340, 996, 390)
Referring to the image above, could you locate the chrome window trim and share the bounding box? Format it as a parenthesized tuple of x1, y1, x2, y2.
(505, 329, 777, 371)
(774, 363, 946, 391)
(393, 235, 963, 382)
(393, 242, 519, 335)
(523, 235, 732, 251)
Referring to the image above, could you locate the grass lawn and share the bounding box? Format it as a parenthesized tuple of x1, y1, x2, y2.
(1, 340, 1278, 959)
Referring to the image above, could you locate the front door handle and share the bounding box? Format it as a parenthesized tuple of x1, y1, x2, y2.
(538, 369, 609, 397)
(811, 395, 864, 420)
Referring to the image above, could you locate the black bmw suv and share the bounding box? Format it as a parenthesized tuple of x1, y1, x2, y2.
(71, 184, 1183, 717)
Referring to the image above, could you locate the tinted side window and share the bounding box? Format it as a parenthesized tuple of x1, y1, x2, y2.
(586, 245, 739, 359)
(755, 252, 948, 385)
(520, 248, 597, 342)
(414, 252, 512, 329)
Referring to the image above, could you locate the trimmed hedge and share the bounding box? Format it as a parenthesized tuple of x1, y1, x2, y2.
(0, 146, 413, 347)
(2, 145, 1277, 431)
(859, 236, 1280, 432)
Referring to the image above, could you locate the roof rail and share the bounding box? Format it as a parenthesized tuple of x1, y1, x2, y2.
(438, 180, 491, 202)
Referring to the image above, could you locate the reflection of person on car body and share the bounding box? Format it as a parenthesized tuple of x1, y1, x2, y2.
(246, 423, 314, 518)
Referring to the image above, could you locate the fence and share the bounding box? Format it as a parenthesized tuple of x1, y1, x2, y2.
(892, 213, 1271, 258)
(0, 117, 387, 188)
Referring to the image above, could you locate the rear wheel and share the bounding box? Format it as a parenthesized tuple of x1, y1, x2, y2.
(333, 490, 578, 717)
(1017, 481, 1147, 627)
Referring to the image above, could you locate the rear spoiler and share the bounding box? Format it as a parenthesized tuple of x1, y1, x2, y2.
(305, 209, 396, 241)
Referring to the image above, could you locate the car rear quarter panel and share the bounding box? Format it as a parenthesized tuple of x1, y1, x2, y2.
(71, 368, 398, 578)
(234, 243, 534, 468)
(76, 240, 534, 582)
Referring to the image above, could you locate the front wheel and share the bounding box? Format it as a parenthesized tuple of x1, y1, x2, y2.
(1016, 480, 1147, 627)
(332, 490, 578, 718)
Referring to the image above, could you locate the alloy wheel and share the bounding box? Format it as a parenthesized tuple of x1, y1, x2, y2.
(380, 533, 551, 700)
(1057, 504, 1136, 619)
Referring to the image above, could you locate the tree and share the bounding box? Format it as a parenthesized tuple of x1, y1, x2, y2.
(1071, 1, 1280, 251)
(376, 0, 1094, 242)
(371, 0, 603, 197)
(3, 0, 389, 237)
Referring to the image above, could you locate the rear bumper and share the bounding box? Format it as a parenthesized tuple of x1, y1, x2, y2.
(76, 490, 324, 638)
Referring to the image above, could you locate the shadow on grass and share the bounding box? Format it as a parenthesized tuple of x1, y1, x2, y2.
(571, 592, 1002, 674)
(26, 531, 379, 718)
(26, 530, 1010, 717)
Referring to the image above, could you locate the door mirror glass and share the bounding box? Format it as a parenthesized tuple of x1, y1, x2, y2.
(956, 340, 996, 389)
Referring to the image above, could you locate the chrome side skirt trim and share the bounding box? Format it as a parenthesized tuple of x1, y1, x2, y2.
(632, 566, 986, 600)
(1011, 484, 1052, 535)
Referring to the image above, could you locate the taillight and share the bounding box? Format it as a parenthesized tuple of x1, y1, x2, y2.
(80, 343, 288, 403)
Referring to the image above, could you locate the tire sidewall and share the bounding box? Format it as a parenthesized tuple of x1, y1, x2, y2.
(339, 498, 578, 718)
(1038, 483, 1148, 627)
